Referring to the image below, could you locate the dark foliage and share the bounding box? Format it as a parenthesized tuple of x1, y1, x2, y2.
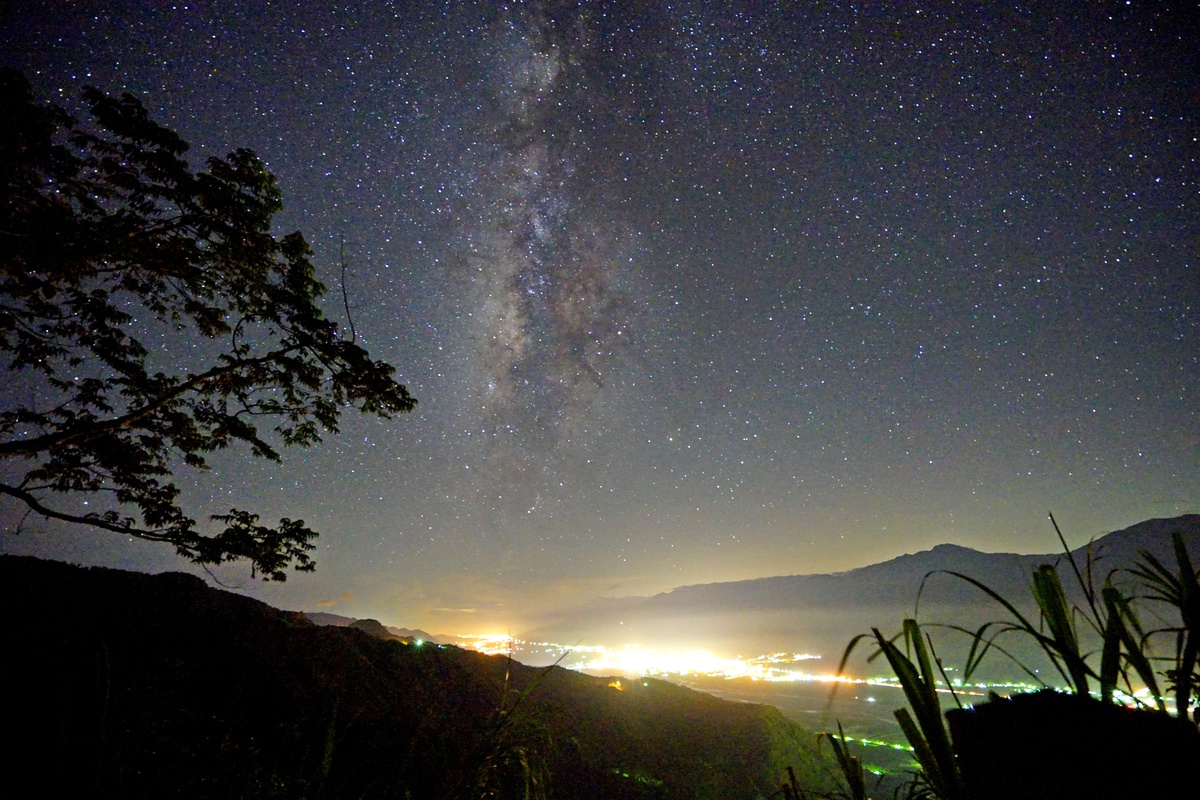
(0, 70, 414, 578)
(0, 555, 831, 799)
(821, 520, 1200, 800)
(946, 690, 1200, 800)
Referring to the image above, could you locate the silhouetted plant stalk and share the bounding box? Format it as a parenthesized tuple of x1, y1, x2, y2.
(814, 517, 1198, 800)
(923, 514, 1194, 712)
(1128, 531, 1200, 722)
(837, 620, 964, 800)
(817, 723, 869, 800)
(444, 647, 568, 800)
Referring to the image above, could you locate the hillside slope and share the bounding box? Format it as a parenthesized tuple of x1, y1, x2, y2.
(0, 555, 833, 799)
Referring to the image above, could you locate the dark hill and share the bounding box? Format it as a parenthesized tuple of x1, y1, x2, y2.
(0, 555, 833, 799)
(305, 609, 359, 626)
(305, 610, 439, 643)
(348, 617, 410, 641)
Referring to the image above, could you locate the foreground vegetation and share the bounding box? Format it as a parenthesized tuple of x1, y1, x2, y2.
(2, 69, 413, 579)
(808, 517, 1199, 800)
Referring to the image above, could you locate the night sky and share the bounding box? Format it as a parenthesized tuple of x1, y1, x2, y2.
(2, 1, 1196, 635)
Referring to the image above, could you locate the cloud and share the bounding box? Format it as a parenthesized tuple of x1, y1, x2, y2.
(317, 591, 354, 608)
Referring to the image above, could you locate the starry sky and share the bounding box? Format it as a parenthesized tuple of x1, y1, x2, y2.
(2, 1, 1196, 635)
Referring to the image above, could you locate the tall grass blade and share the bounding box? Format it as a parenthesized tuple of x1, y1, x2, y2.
(1049, 511, 1102, 624)
(931, 569, 1086, 691)
(1099, 590, 1122, 704)
(953, 620, 1050, 687)
(831, 632, 878, 707)
(819, 722, 868, 800)
(893, 708, 948, 800)
(1129, 531, 1199, 720)
(872, 622, 961, 800)
(926, 633, 963, 710)
(1101, 586, 1165, 710)
(785, 765, 802, 800)
(1031, 565, 1091, 695)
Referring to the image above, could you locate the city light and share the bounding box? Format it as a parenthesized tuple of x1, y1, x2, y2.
(456, 637, 843, 681)
(450, 636, 1059, 700)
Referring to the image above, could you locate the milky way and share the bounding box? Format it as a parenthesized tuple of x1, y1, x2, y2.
(1, 1, 1195, 632)
(445, 6, 652, 510)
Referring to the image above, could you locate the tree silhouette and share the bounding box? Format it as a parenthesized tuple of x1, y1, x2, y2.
(0, 70, 415, 579)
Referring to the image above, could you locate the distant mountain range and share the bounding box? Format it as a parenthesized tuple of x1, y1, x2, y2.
(525, 515, 1200, 675)
(646, 514, 1200, 611)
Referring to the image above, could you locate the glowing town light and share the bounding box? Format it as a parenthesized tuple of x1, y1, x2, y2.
(458, 633, 517, 656)
(581, 646, 776, 678)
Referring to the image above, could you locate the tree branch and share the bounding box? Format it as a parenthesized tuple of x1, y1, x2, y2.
(0, 481, 175, 541)
(0, 344, 303, 458)
(339, 234, 359, 344)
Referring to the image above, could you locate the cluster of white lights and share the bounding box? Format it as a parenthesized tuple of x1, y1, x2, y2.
(583, 646, 759, 678)
(458, 634, 519, 656)
(455, 636, 850, 681)
(568, 645, 834, 682)
(453, 638, 1139, 709)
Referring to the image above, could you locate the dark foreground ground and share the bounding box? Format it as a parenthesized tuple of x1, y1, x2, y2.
(0, 555, 836, 799)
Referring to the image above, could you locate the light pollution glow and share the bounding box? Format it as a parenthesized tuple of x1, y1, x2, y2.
(453, 634, 1173, 714)
(464, 634, 870, 683)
